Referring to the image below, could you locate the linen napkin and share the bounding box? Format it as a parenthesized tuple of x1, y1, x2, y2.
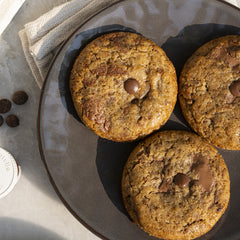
(19, 0, 119, 88)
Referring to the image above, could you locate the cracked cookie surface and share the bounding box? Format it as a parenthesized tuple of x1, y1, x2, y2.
(70, 32, 177, 141)
(179, 35, 240, 150)
(122, 130, 230, 240)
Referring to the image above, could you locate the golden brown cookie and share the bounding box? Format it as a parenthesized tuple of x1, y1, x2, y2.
(179, 35, 240, 150)
(70, 32, 177, 142)
(122, 130, 230, 240)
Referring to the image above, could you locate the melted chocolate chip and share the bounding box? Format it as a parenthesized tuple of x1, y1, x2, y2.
(0, 115, 3, 127)
(174, 173, 190, 188)
(193, 154, 213, 192)
(229, 80, 240, 97)
(0, 99, 11, 113)
(12, 91, 28, 105)
(209, 45, 239, 67)
(6, 114, 19, 127)
(124, 78, 139, 94)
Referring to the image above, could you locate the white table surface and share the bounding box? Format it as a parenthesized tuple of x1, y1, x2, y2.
(0, 0, 239, 240)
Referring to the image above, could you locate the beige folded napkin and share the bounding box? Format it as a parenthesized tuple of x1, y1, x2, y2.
(19, 0, 119, 88)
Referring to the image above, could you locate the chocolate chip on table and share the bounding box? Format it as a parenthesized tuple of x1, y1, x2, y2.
(6, 115, 19, 127)
(0, 99, 12, 113)
(12, 91, 28, 105)
(0, 115, 3, 127)
(124, 78, 139, 94)
(229, 79, 240, 97)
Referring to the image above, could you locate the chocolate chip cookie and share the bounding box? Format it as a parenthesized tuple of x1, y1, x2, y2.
(179, 35, 240, 150)
(70, 32, 177, 141)
(122, 130, 230, 240)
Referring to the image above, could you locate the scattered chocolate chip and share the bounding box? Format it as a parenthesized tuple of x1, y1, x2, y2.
(6, 115, 19, 127)
(124, 78, 139, 94)
(174, 173, 190, 188)
(12, 91, 29, 105)
(229, 79, 240, 97)
(0, 99, 12, 113)
(0, 115, 3, 127)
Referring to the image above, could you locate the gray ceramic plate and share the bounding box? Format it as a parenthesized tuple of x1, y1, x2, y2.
(38, 0, 240, 239)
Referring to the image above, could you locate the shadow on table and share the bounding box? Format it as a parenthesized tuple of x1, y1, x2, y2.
(0, 217, 65, 240)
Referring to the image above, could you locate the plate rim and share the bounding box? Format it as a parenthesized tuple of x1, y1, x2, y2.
(37, 1, 240, 240)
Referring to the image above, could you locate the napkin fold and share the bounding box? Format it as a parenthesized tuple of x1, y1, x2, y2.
(19, 0, 119, 88)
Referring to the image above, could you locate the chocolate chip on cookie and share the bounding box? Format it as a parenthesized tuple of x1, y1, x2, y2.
(158, 178, 172, 192)
(192, 154, 213, 192)
(174, 173, 190, 188)
(124, 78, 139, 94)
(0, 99, 12, 113)
(229, 79, 240, 97)
(209, 45, 239, 67)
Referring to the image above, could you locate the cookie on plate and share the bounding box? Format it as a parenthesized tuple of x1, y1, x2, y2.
(179, 35, 240, 150)
(70, 31, 177, 142)
(122, 130, 230, 240)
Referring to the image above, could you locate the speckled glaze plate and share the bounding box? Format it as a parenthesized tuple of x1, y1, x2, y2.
(38, 1, 240, 239)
